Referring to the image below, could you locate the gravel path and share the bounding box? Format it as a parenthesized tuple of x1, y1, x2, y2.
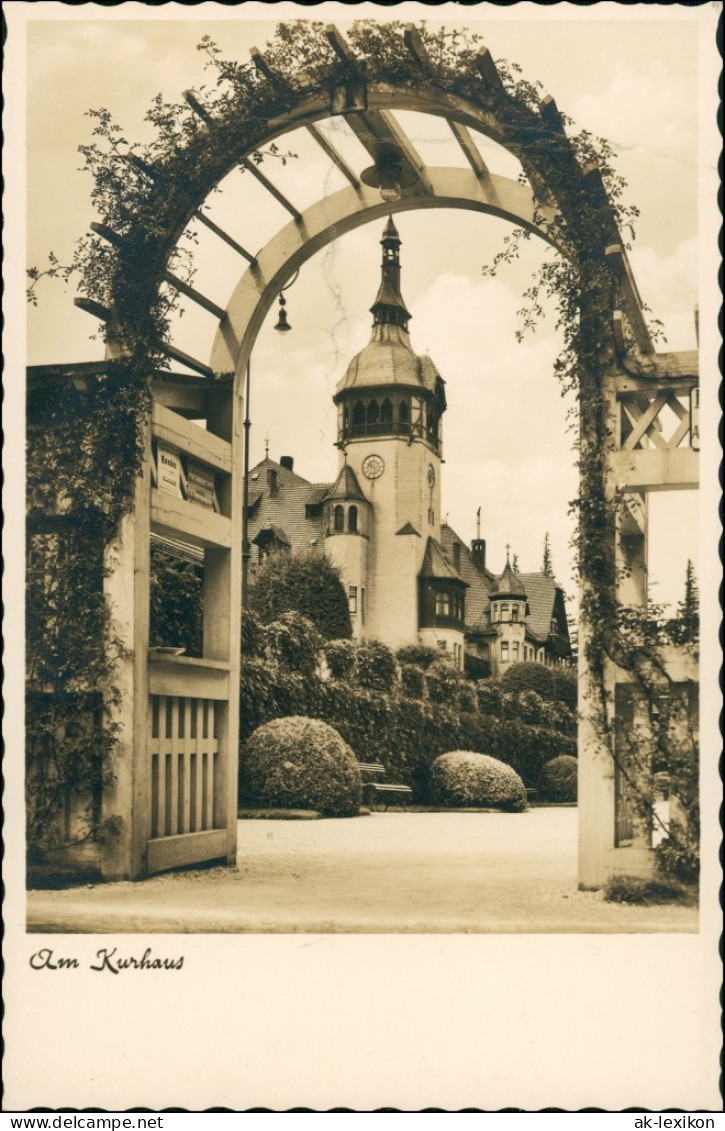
(27, 809, 697, 934)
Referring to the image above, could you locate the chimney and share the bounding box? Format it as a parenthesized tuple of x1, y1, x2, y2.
(280, 456, 294, 472)
(471, 538, 486, 573)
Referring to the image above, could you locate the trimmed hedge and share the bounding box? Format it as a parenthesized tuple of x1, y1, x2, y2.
(264, 611, 322, 674)
(324, 638, 357, 681)
(240, 645, 577, 803)
(356, 640, 398, 693)
(540, 755, 578, 802)
(430, 751, 527, 811)
(425, 658, 463, 706)
(395, 644, 439, 670)
(240, 716, 361, 816)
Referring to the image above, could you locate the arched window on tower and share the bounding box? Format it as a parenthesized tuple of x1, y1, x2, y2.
(342, 405, 349, 437)
(367, 400, 380, 432)
(399, 400, 410, 431)
(381, 398, 393, 426)
(334, 505, 344, 533)
(352, 401, 365, 436)
(348, 506, 358, 534)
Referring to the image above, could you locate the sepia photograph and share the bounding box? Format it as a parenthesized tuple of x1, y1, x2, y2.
(4, 0, 720, 1112)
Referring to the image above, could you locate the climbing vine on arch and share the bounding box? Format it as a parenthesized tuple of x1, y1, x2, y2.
(27, 19, 697, 879)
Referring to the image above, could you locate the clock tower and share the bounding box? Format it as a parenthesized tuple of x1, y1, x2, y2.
(331, 217, 454, 650)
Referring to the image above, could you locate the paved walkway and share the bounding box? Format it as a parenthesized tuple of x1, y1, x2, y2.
(27, 809, 697, 934)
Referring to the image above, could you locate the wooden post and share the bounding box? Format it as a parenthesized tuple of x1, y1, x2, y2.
(101, 419, 152, 880)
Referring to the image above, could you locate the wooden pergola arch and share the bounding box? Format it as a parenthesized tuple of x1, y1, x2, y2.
(66, 23, 696, 884)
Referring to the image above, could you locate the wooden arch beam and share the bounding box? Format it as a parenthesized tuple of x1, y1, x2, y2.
(209, 165, 555, 379)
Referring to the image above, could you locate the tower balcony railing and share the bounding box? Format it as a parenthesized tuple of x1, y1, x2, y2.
(343, 422, 441, 448)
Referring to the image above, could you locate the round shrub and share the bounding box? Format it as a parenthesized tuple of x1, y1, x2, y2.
(400, 663, 425, 700)
(356, 640, 398, 694)
(430, 751, 527, 811)
(241, 716, 361, 816)
(324, 638, 357, 682)
(552, 668, 578, 709)
(540, 755, 578, 802)
(501, 662, 556, 701)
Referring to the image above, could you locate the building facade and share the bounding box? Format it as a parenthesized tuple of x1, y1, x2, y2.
(247, 219, 571, 673)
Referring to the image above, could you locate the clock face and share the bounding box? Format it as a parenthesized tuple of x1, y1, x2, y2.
(362, 454, 385, 480)
(427, 464, 436, 488)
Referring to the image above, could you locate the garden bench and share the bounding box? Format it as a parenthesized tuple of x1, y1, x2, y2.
(365, 782, 414, 810)
(356, 763, 413, 810)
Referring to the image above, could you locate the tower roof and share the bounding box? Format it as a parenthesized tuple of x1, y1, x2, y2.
(335, 218, 443, 399)
(336, 324, 443, 396)
(322, 462, 368, 503)
(491, 555, 527, 598)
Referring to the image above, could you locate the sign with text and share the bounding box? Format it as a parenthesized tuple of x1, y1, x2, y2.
(157, 443, 181, 496)
(187, 459, 216, 510)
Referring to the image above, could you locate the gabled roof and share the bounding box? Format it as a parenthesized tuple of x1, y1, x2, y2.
(419, 537, 468, 585)
(440, 524, 495, 630)
(518, 573, 569, 643)
(246, 457, 330, 553)
(322, 463, 368, 503)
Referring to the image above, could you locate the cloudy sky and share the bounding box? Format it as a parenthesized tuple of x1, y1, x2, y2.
(17, 3, 716, 611)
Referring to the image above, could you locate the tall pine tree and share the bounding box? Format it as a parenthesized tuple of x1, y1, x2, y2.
(541, 532, 554, 578)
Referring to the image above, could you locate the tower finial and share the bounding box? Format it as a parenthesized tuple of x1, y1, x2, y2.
(264, 434, 270, 458)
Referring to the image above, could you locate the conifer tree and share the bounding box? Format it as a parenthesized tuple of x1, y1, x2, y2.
(542, 532, 554, 577)
(675, 559, 699, 645)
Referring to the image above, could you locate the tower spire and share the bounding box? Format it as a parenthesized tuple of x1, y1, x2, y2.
(370, 216, 411, 330)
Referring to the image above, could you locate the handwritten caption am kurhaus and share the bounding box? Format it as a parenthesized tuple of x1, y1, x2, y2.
(30, 947, 183, 974)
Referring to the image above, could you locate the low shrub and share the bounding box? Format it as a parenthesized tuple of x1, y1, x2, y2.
(356, 640, 398, 694)
(324, 638, 357, 682)
(603, 874, 696, 906)
(540, 755, 578, 802)
(654, 821, 699, 886)
(240, 716, 361, 817)
(430, 751, 527, 811)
